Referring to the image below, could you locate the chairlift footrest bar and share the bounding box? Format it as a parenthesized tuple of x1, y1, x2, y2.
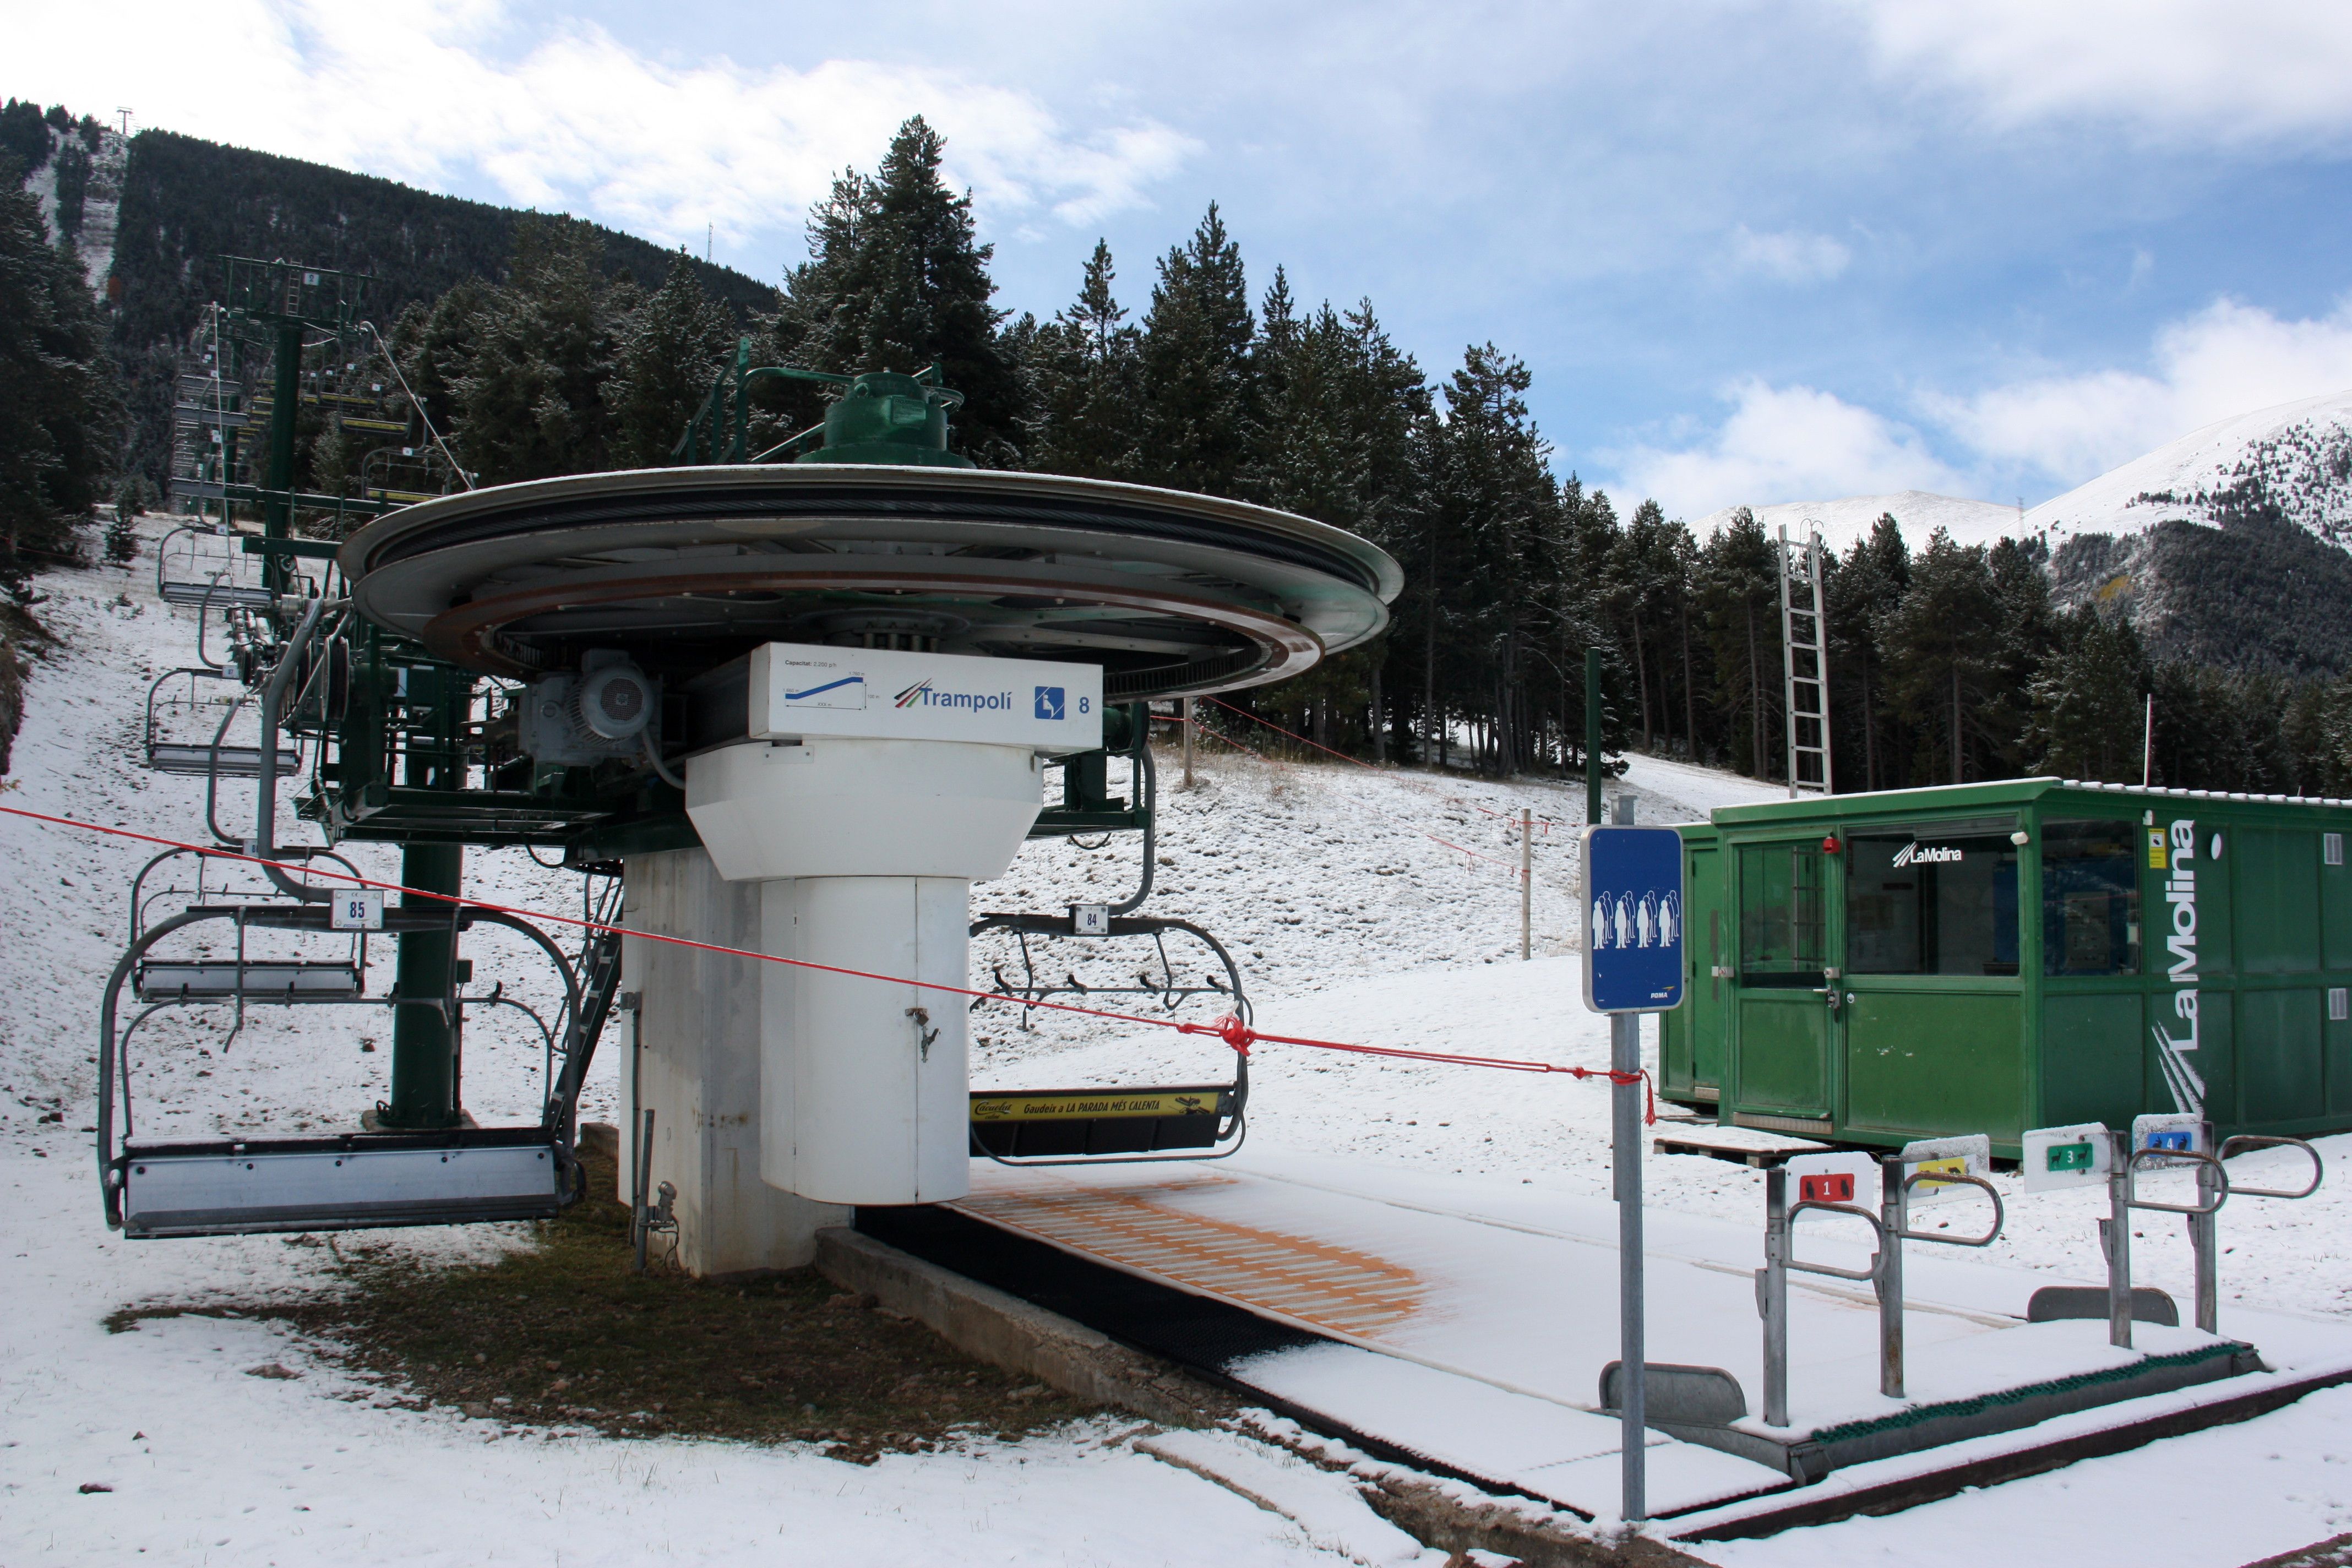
(157, 583, 279, 610)
(134, 960, 362, 1002)
(144, 744, 300, 778)
(970, 1084, 1239, 1158)
(115, 1128, 570, 1238)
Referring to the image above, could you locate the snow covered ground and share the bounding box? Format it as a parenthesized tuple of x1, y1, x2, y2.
(7, 517, 2352, 1564)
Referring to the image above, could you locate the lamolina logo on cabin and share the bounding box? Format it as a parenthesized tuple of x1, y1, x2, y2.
(1891, 842, 1964, 868)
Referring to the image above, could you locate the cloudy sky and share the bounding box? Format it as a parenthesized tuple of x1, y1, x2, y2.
(19, 0, 2352, 516)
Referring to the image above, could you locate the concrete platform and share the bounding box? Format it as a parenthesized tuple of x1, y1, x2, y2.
(921, 1150, 2352, 1525)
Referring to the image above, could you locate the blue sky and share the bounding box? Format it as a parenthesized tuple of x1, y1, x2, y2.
(22, 0, 2352, 517)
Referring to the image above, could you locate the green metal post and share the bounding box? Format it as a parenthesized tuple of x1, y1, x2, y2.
(385, 841, 463, 1128)
(264, 318, 302, 596)
(380, 666, 470, 1129)
(1585, 646, 1604, 826)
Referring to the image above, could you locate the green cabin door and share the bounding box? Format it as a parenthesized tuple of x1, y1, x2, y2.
(1730, 840, 1838, 1124)
(1685, 844, 1727, 1098)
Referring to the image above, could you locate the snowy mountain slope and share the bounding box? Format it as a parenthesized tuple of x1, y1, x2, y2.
(20, 123, 128, 297)
(9, 524, 2352, 1563)
(2023, 388, 2352, 549)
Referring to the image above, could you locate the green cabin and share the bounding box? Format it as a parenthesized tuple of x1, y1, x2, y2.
(1659, 777, 2352, 1157)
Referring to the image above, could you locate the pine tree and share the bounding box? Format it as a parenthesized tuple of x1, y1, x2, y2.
(1827, 516, 1910, 790)
(1423, 344, 1561, 774)
(1139, 203, 1254, 497)
(605, 252, 736, 467)
(0, 101, 48, 172)
(451, 218, 634, 484)
(1983, 536, 2057, 777)
(1879, 528, 2001, 784)
(105, 476, 146, 566)
(386, 276, 491, 479)
(0, 161, 117, 602)
(1698, 510, 1782, 780)
(2027, 606, 2148, 782)
(762, 119, 1021, 462)
(1025, 239, 1145, 481)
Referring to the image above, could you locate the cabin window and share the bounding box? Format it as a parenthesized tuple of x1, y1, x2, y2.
(1845, 829, 2021, 976)
(2040, 819, 2142, 977)
(1738, 843, 1827, 987)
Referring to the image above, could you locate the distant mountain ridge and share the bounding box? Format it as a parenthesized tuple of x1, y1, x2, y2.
(2023, 389, 2352, 549)
(26, 124, 786, 492)
(1695, 389, 2352, 677)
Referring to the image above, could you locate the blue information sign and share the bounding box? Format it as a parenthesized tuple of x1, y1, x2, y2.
(1581, 825, 1686, 1014)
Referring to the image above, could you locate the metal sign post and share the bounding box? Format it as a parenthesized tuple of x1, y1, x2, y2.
(1581, 816, 1684, 1525)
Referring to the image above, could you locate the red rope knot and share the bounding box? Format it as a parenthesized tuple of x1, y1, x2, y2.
(1178, 1013, 1255, 1054)
(1563, 1065, 1658, 1125)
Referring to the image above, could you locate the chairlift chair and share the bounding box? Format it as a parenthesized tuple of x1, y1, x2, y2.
(100, 869, 625, 1239)
(155, 524, 277, 611)
(966, 909, 1251, 1165)
(141, 667, 300, 778)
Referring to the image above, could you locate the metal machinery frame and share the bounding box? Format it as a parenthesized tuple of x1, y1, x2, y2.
(108, 295, 1382, 1237)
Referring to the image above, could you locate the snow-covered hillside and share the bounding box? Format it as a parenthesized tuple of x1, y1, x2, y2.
(2022, 387, 2352, 549)
(21, 122, 128, 297)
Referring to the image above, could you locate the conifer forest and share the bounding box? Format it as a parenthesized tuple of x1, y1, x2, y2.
(10, 109, 2352, 798)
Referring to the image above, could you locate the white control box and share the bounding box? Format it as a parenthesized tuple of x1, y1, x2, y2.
(747, 643, 1103, 753)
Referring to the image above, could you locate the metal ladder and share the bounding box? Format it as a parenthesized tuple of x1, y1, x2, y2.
(1778, 525, 1833, 798)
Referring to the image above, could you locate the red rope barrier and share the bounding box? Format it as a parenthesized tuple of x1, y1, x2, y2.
(0, 802, 1654, 1123)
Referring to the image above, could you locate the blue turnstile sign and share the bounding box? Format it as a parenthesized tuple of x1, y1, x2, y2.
(1581, 825, 1686, 1014)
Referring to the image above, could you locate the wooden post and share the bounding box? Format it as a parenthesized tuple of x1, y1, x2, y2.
(1520, 807, 1533, 961)
(1182, 696, 1195, 789)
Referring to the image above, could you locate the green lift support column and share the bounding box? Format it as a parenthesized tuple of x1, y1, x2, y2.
(380, 665, 470, 1130)
(261, 318, 302, 598)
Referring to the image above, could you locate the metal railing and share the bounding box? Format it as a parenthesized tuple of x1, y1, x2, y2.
(1757, 1157, 2005, 1423)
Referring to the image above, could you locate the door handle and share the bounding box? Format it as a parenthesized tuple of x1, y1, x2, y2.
(1812, 987, 1841, 1012)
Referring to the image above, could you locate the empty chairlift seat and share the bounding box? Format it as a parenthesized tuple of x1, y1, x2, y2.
(116, 1128, 569, 1238)
(155, 526, 277, 610)
(142, 668, 300, 778)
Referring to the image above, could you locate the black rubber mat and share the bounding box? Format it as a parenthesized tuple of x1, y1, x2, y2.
(854, 1202, 1327, 1373)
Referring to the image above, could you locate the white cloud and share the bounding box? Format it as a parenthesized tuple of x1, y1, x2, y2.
(1836, 0, 2352, 146)
(1607, 380, 1964, 518)
(1925, 296, 2352, 482)
(1728, 225, 1850, 284)
(18, 0, 1197, 252)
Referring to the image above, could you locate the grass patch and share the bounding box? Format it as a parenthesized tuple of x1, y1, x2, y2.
(112, 1150, 1099, 1462)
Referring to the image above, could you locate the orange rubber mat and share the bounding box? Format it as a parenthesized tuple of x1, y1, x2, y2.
(953, 1169, 1424, 1339)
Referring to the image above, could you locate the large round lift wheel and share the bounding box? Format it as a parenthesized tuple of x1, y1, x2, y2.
(336, 464, 1403, 700)
(337, 462, 1400, 1214)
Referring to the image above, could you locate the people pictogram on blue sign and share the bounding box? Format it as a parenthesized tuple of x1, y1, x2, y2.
(1034, 685, 1065, 721)
(1582, 825, 1687, 1013)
